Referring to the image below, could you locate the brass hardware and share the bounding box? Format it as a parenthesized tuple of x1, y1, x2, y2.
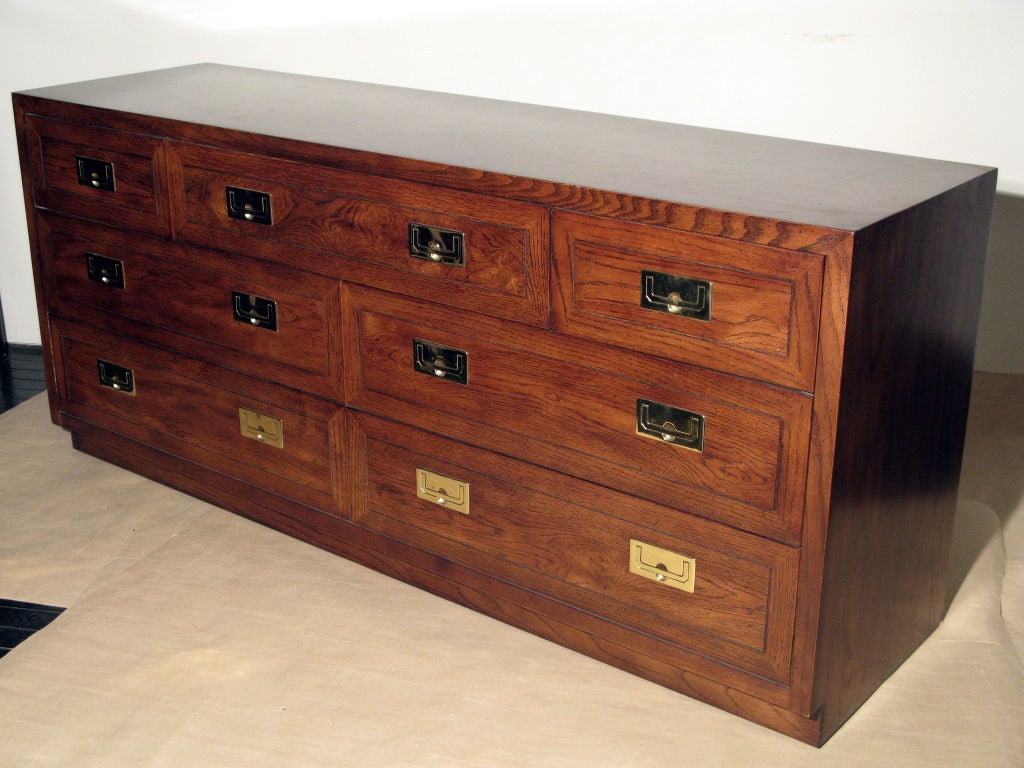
(636, 398, 705, 452)
(238, 407, 284, 448)
(75, 156, 115, 191)
(226, 186, 273, 225)
(86, 253, 125, 289)
(232, 291, 278, 331)
(629, 539, 696, 593)
(97, 360, 135, 395)
(413, 339, 468, 385)
(409, 223, 465, 266)
(416, 467, 470, 514)
(640, 270, 712, 321)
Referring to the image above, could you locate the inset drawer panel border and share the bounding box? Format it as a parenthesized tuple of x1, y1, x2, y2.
(165, 141, 550, 327)
(349, 411, 801, 696)
(553, 210, 824, 390)
(22, 114, 171, 236)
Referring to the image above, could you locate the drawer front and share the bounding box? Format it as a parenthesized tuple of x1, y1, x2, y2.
(344, 285, 810, 543)
(350, 412, 799, 691)
(553, 211, 824, 390)
(40, 215, 343, 400)
(52, 321, 343, 514)
(167, 142, 549, 326)
(22, 115, 170, 236)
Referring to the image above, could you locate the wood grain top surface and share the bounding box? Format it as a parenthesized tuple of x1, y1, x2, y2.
(17, 63, 994, 231)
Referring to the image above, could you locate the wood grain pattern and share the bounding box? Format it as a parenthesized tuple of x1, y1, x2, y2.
(39, 214, 344, 401)
(67, 418, 815, 729)
(13, 65, 997, 746)
(52, 319, 345, 515)
(553, 210, 824, 390)
(22, 114, 171, 237)
(808, 170, 997, 741)
(353, 411, 800, 684)
(14, 65, 991, 233)
(344, 283, 812, 543)
(166, 141, 550, 327)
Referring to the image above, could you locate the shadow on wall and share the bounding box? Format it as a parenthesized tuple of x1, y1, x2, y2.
(946, 368, 1024, 606)
(974, 192, 1024, 374)
(944, 193, 1023, 604)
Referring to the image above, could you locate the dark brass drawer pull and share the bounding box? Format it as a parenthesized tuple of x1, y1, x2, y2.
(86, 253, 125, 288)
(76, 156, 115, 191)
(97, 359, 135, 395)
(232, 291, 278, 331)
(409, 223, 465, 266)
(640, 270, 712, 321)
(226, 186, 273, 225)
(413, 339, 468, 385)
(636, 398, 704, 452)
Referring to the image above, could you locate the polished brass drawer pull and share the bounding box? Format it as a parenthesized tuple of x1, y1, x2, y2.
(86, 253, 125, 288)
(76, 156, 115, 191)
(636, 398, 704, 452)
(232, 291, 278, 331)
(629, 539, 696, 593)
(413, 339, 468, 384)
(238, 407, 283, 448)
(226, 186, 273, 225)
(97, 359, 135, 394)
(641, 270, 712, 321)
(416, 467, 470, 514)
(409, 223, 465, 266)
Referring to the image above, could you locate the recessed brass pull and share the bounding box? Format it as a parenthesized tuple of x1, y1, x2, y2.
(409, 223, 465, 266)
(416, 467, 470, 514)
(640, 270, 712, 321)
(232, 291, 278, 331)
(86, 253, 125, 289)
(238, 407, 283, 448)
(636, 398, 704, 452)
(226, 186, 273, 225)
(97, 359, 135, 395)
(413, 339, 468, 385)
(629, 539, 696, 593)
(75, 156, 115, 191)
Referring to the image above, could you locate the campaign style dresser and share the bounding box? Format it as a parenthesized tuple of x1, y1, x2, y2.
(13, 64, 995, 745)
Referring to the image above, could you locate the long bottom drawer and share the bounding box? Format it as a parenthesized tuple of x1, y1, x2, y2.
(348, 411, 800, 698)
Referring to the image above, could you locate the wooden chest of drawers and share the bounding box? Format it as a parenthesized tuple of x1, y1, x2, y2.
(13, 64, 996, 745)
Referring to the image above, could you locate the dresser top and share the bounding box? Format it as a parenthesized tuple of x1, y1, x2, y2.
(16, 63, 994, 232)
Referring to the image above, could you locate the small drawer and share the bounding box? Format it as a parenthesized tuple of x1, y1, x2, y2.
(52, 321, 343, 514)
(553, 211, 824, 390)
(40, 215, 342, 400)
(166, 142, 549, 327)
(344, 285, 811, 543)
(349, 412, 800, 692)
(22, 115, 170, 236)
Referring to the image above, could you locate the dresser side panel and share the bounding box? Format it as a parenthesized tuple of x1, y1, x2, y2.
(12, 94, 62, 424)
(812, 169, 997, 740)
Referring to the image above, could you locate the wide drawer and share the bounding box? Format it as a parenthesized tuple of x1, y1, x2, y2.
(39, 214, 343, 400)
(21, 115, 170, 236)
(51, 320, 344, 514)
(344, 285, 811, 543)
(553, 211, 824, 390)
(166, 142, 549, 327)
(349, 412, 800, 693)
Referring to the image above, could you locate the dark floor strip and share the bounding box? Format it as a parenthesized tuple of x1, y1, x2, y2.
(0, 599, 66, 658)
(0, 344, 45, 415)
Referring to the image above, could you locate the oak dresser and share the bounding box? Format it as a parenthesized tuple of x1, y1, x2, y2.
(13, 64, 996, 745)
